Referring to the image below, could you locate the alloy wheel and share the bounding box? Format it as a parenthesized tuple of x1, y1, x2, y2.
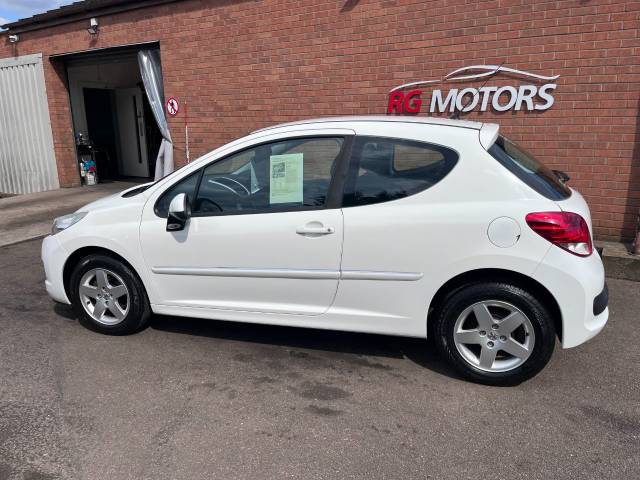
(78, 268, 130, 325)
(453, 300, 535, 373)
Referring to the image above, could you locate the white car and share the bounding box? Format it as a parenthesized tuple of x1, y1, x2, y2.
(42, 116, 608, 385)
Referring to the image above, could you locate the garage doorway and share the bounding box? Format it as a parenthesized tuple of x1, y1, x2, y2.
(56, 45, 164, 183)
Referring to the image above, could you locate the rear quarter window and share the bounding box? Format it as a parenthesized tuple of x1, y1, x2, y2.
(488, 136, 571, 201)
(343, 136, 458, 207)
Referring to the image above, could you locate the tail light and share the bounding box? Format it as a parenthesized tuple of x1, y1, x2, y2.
(525, 212, 592, 257)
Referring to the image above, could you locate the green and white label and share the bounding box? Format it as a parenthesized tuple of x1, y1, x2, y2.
(269, 153, 303, 204)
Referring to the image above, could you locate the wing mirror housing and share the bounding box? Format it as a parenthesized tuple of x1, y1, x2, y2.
(167, 193, 191, 232)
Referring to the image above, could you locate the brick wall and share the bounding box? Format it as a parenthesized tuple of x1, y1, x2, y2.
(0, 0, 638, 240)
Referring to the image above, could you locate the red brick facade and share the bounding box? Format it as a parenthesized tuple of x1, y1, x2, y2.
(0, 0, 638, 240)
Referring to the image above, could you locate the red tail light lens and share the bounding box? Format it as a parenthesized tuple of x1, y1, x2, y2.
(525, 212, 593, 257)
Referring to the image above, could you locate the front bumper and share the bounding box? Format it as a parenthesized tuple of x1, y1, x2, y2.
(41, 235, 71, 304)
(533, 246, 608, 349)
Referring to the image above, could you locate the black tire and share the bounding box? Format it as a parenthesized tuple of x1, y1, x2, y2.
(433, 282, 556, 386)
(69, 254, 151, 335)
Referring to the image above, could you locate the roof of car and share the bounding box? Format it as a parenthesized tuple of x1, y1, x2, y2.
(253, 115, 486, 134)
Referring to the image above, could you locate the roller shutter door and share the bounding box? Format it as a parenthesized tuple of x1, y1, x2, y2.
(0, 53, 59, 194)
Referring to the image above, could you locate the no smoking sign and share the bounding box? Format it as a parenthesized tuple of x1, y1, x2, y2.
(166, 97, 179, 117)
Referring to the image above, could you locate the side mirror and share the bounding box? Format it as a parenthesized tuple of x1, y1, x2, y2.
(167, 193, 191, 232)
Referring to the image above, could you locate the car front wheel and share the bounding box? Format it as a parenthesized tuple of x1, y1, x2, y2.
(433, 282, 556, 386)
(69, 254, 150, 335)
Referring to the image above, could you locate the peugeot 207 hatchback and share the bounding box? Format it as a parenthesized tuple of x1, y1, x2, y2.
(42, 117, 608, 385)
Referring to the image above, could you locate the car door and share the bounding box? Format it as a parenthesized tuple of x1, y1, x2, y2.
(139, 133, 352, 316)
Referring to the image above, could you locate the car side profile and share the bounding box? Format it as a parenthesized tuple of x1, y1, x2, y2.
(42, 116, 608, 385)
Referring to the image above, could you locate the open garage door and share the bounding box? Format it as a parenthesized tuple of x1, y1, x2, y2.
(0, 53, 59, 195)
(58, 44, 165, 184)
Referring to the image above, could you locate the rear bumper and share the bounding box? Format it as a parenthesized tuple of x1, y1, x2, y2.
(41, 235, 71, 304)
(533, 246, 608, 349)
(593, 282, 608, 316)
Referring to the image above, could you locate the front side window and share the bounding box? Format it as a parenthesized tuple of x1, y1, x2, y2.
(193, 137, 345, 215)
(155, 171, 200, 217)
(343, 136, 458, 207)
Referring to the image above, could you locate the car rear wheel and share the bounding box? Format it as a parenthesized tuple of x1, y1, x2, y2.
(70, 254, 150, 335)
(433, 282, 556, 386)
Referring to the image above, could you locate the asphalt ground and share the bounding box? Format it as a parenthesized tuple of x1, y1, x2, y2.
(0, 239, 638, 480)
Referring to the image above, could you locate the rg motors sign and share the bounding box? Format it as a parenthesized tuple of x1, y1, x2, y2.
(387, 65, 559, 115)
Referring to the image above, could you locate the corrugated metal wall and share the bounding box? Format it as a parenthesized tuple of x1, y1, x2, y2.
(0, 53, 59, 195)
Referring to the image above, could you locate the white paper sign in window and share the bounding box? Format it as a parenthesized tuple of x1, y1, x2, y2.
(269, 153, 304, 204)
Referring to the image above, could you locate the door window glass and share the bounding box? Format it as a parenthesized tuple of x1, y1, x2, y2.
(343, 136, 458, 207)
(193, 137, 344, 214)
(155, 171, 200, 217)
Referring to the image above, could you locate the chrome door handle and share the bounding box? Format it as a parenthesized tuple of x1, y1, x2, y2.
(296, 225, 335, 235)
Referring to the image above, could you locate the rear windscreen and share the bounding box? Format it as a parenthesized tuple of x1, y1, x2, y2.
(488, 136, 571, 200)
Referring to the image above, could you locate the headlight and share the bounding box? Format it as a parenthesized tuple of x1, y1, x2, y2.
(52, 212, 87, 235)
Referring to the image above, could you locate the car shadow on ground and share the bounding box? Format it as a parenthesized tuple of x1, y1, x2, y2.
(53, 303, 463, 381)
(150, 314, 464, 381)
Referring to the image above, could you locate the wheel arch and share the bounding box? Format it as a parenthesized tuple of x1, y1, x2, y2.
(63, 246, 149, 304)
(427, 268, 563, 341)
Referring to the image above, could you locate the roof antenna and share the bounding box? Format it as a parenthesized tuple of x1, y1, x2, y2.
(450, 61, 505, 120)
